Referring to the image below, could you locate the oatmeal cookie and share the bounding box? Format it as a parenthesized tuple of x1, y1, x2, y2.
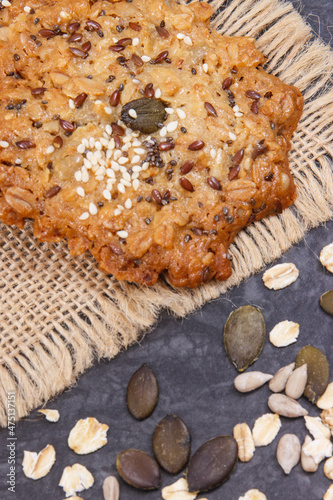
(0, 0, 303, 287)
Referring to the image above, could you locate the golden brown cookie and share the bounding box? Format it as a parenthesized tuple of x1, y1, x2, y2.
(0, 0, 303, 287)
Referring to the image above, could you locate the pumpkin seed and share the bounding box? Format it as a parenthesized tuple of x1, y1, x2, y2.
(320, 290, 333, 316)
(153, 414, 191, 474)
(187, 436, 238, 492)
(276, 434, 300, 474)
(223, 306, 265, 372)
(295, 345, 329, 403)
(126, 364, 159, 420)
(269, 363, 295, 393)
(121, 98, 167, 134)
(268, 394, 308, 417)
(116, 449, 161, 490)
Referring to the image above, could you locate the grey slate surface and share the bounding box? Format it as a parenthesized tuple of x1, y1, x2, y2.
(0, 1, 332, 499)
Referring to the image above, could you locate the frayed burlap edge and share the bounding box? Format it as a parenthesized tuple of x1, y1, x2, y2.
(1, 0, 333, 426)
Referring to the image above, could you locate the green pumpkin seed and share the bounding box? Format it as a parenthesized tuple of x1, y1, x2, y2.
(187, 436, 238, 493)
(126, 364, 159, 420)
(295, 345, 329, 403)
(320, 290, 333, 316)
(121, 98, 167, 134)
(116, 449, 161, 490)
(224, 305, 266, 372)
(152, 414, 191, 474)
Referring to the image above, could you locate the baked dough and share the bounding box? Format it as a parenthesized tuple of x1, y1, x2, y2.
(0, 0, 303, 287)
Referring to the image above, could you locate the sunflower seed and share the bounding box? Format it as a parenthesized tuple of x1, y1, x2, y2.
(285, 364, 307, 399)
(234, 371, 272, 392)
(301, 436, 318, 472)
(268, 394, 308, 417)
(269, 363, 295, 393)
(276, 434, 300, 474)
(103, 476, 119, 500)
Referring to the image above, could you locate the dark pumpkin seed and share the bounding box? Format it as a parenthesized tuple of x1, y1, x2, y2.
(132, 53, 143, 66)
(295, 345, 329, 403)
(156, 26, 169, 38)
(320, 290, 333, 316)
(85, 19, 101, 31)
(74, 93, 87, 108)
(233, 148, 244, 165)
(251, 101, 260, 114)
(81, 41, 91, 52)
(159, 141, 174, 151)
(59, 119, 75, 133)
(67, 22, 80, 33)
(38, 28, 55, 38)
(111, 123, 125, 136)
(228, 165, 240, 181)
(224, 305, 265, 372)
(109, 44, 125, 52)
(69, 47, 87, 58)
(246, 90, 261, 100)
(121, 98, 167, 134)
(127, 364, 159, 420)
(154, 50, 169, 63)
(68, 33, 82, 43)
(222, 77, 233, 90)
(187, 436, 238, 492)
(117, 449, 160, 490)
(117, 37, 132, 46)
(110, 90, 121, 107)
(16, 140, 35, 149)
(152, 415, 191, 474)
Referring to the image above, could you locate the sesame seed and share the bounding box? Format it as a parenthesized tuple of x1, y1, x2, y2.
(176, 108, 186, 119)
(77, 144, 85, 154)
(133, 37, 139, 46)
(104, 107, 112, 115)
(95, 141, 102, 150)
(122, 171, 131, 181)
(24, 5, 31, 13)
(82, 138, 89, 147)
(132, 140, 141, 147)
(114, 150, 122, 160)
(229, 131, 237, 141)
(95, 100, 103, 105)
(114, 209, 122, 215)
(155, 88, 162, 98)
(120, 166, 127, 173)
(89, 202, 98, 215)
(125, 128, 133, 136)
(103, 189, 111, 200)
(105, 124, 112, 135)
(183, 36, 193, 46)
(133, 179, 140, 190)
(177, 33, 185, 40)
(117, 183, 125, 193)
(166, 121, 178, 133)
(123, 136, 132, 143)
(131, 155, 141, 164)
(0, 141, 9, 148)
(142, 55, 151, 62)
(203, 63, 209, 73)
(160, 126, 167, 137)
(111, 160, 120, 170)
(132, 165, 142, 172)
(82, 171, 89, 182)
(233, 105, 240, 112)
(165, 108, 174, 114)
(79, 212, 89, 220)
(95, 166, 105, 176)
(133, 147, 145, 155)
(104, 166, 113, 175)
(74, 171, 82, 182)
(235, 112, 243, 117)
(108, 138, 115, 149)
(69, 99, 75, 110)
(120, 178, 131, 187)
(117, 230, 128, 238)
(100, 138, 109, 147)
(15, 158, 22, 164)
(46, 145, 55, 154)
(83, 158, 92, 169)
(124, 198, 132, 209)
(122, 143, 130, 152)
(118, 157, 129, 165)
(128, 108, 138, 119)
(131, 172, 140, 180)
(89, 137, 95, 148)
(117, 204, 124, 211)
(76, 186, 85, 197)
(95, 175, 104, 181)
(132, 79, 140, 85)
(142, 162, 149, 170)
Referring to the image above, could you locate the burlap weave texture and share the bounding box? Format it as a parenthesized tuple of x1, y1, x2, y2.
(0, 0, 332, 426)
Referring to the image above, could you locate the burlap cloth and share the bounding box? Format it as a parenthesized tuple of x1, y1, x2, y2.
(1, 0, 332, 427)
